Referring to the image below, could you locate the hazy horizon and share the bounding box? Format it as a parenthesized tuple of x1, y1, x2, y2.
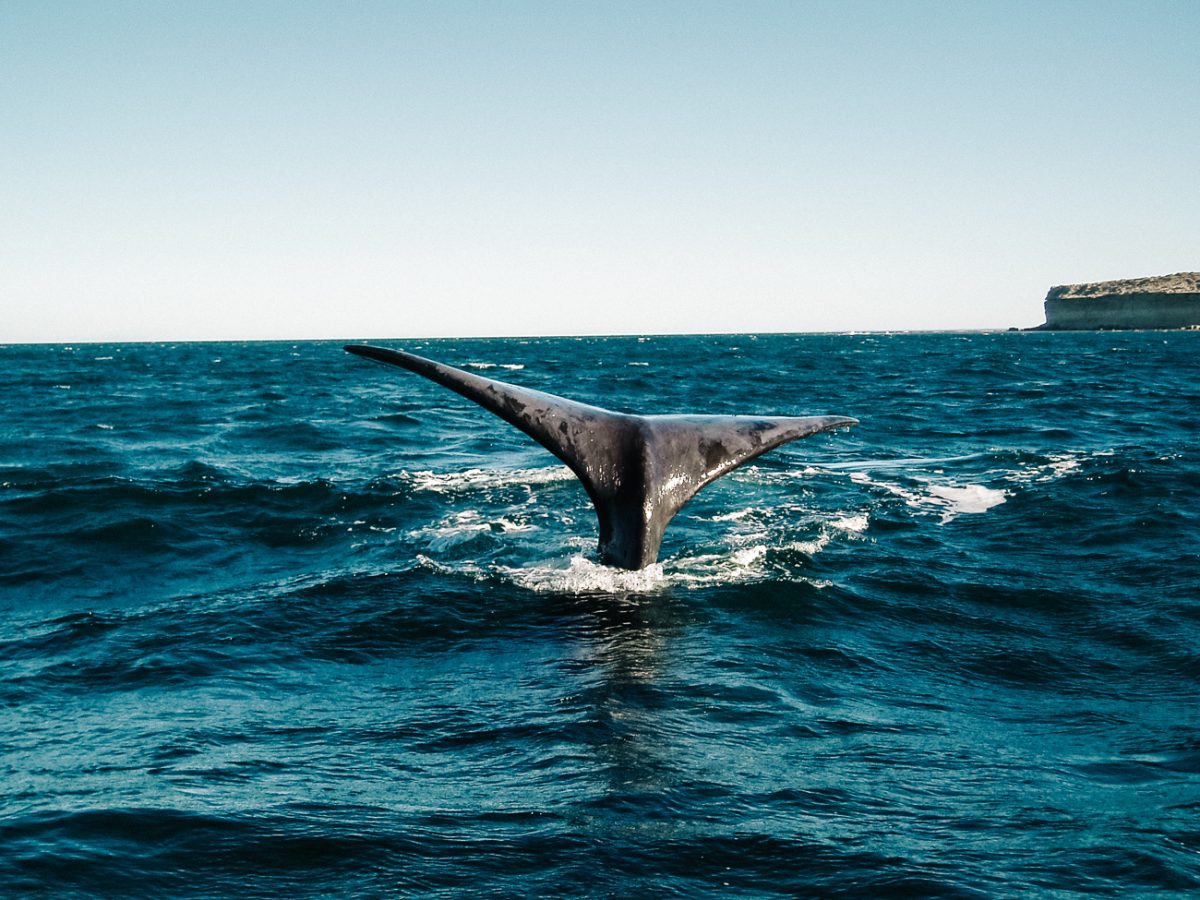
(6, 325, 1054, 347)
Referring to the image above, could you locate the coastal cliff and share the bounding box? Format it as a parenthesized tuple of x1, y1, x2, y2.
(1041, 272, 1200, 330)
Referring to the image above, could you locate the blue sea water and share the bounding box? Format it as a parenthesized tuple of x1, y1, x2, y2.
(1, 332, 1198, 898)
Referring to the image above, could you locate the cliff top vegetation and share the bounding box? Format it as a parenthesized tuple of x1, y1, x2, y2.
(1048, 272, 1200, 301)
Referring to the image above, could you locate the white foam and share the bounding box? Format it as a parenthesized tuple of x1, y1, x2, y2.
(849, 471, 1005, 523)
(831, 512, 870, 534)
(416, 554, 488, 582)
(732, 545, 767, 566)
(666, 544, 836, 589)
(709, 508, 756, 522)
(499, 555, 668, 594)
(786, 535, 830, 556)
(781, 511, 868, 556)
(732, 464, 826, 484)
(927, 484, 1007, 516)
(1005, 452, 1082, 485)
(415, 539, 784, 593)
(659, 551, 765, 588)
(401, 466, 575, 494)
(463, 362, 525, 371)
(411, 509, 536, 550)
(412, 529, 852, 593)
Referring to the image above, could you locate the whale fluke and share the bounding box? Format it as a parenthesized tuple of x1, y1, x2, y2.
(345, 344, 856, 570)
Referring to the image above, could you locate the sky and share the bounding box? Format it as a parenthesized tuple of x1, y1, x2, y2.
(2, 0, 1197, 342)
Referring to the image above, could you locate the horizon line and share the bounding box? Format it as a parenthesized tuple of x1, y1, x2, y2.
(3, 326, 1050, 347)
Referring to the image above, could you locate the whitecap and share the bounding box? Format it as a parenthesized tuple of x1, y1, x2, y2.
(731, 545, 767, 566)
(785, 535, 831, 556)
(781, 511, 868, 556)
(498, 555, 668, 594)
(1005, 452, 1083, 485)
(463, 362, 520, 372)
(415, 531, 848, 592)
(709, 508, 757, 522)
(831, 512, 869, 533)
(410, 509, 537, 550)
(849, 471, 1005, 523)
(927, 484, 1007, 516)
(401, 466, 575, 494)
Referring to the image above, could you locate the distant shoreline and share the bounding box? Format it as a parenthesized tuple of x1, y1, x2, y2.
(1037, 272, 1200, 330)
(8, 327, 1200, 347)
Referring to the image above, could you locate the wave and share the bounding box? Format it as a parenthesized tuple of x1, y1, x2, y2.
(845, 471, 1006, 523)
(398, 466, 576, 494)
(463, 362, 526, 371)
(4, 335, 1200, 900)
(0, 805, 1020, 898)
(413, 519, 862, 594)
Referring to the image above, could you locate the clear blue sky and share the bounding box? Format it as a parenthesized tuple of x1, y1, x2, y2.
(3, 1, 1197, 341)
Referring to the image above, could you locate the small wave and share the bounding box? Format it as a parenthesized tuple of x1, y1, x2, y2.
(410, 510, 536, 551)
(668, 546, 832, 589)
(237, 421, 341, 451)
(1004, 451, 1085, 485)
(782, 512, 869, 557)
(732, 464, 838, 485)
(818, 454, 987, 472)
(416, 532, 844, 593)
(831, 512, 869, 533)
(416, 551, 682, 594)
(374, 412, 421, 427)
(709, 508, 757, 522)
(927, 484, 1007, 515)
(785, 535, 830, 555)
(463, 362, 525, 371)
(498, 555, 669, 594)
(848, 472, 1005, 523)
(401, 466, 575, 494)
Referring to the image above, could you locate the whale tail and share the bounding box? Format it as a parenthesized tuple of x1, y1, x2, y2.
(345, 344, 856, 570)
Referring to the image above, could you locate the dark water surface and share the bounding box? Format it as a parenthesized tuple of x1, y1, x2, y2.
(2, 333, 1198, 898)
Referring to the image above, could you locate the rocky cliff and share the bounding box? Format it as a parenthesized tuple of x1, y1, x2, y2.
(1041, 272, 1200, 330)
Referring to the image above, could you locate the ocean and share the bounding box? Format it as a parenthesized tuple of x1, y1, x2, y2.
(1, 332, 1198, 898)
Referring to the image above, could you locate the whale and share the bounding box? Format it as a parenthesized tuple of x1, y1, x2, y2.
(345, 344, 856, 570)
